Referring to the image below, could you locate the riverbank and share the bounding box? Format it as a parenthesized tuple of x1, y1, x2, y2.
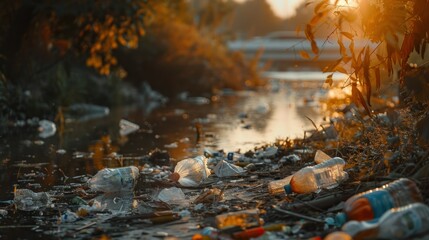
(1, 80, 428, 239)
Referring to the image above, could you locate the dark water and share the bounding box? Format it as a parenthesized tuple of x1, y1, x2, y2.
(0, 77, 328, 201)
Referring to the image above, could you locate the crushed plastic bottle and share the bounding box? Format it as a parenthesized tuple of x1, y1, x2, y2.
(14, 189, 52, 211)
(88, 166, 140, 192)
(335, 178, 423, 226)
(342, 203, 429, 240)
(214, 160, 245, 177)
(284, 157, 348, 194)
(216, 209, 263, 229)
(268, 175, 293, 195)
(170, 156, 211, 187)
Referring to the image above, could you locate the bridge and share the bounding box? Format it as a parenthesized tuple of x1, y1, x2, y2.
(226, 31, 368, 71)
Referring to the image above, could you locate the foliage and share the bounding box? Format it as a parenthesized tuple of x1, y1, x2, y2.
(304, 0, 429, 113)
(118, 10, 262, 96)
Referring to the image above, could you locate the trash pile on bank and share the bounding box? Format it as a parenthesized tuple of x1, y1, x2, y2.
(1, 107, 429, 240)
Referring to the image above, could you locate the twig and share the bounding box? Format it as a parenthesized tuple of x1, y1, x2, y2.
(272, 205, 325, 223)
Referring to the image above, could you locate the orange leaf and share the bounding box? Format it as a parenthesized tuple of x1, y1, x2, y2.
(311, 40, 319, 55)
(352, 84, 371, 116)
(363, 46, 371, 106)
(325, 73, 333, 86)
(341, 31, 354, 40)
(374, 67, 381, 91)
(300, 51, 311, 59)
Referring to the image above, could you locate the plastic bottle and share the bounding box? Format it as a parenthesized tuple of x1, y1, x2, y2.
(170, 156, 211, 187)
(14, 189, 52, 211)
(88, 166, 140, 192)
(323, 231, 352, 240)
(284, 157, 348, 194)
(215, 209, 263, 229)
(268, 175, 293, 195)
(335, 178, 423, 225)
(342, 203, 429, 240)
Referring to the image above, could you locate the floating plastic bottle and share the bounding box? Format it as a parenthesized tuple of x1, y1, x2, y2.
(88, 166, 140, 192)
(14, 189, 52, 211)
(284, 157, 348, 194)
(335, 178, 423, 226)
(342, 203, 429, 240)
(268, 175, 293, 195)
(215, 209, 263, 229)
(170, 156, 211, 187)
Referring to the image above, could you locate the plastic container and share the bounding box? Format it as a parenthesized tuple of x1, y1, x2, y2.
(268, 175, 293, 195)
(335, 178, 423, 225)
(342, 203, 429, 240)
(14, 189, 52, 211)
(88, 166, 140, 192)
(284, 157, 348, 194)
(215, 209, 263, 229)
(170, 156, 211, 187)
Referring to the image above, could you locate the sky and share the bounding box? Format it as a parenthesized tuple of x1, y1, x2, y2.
(234, 0, 305, 19)
(235, 0, 356, 19)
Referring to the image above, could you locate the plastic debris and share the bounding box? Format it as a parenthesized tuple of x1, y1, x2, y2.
(335, 178, 423, 226)
(216, 209, 263, 229)
(324, 231, 352, 240)
(194, 188, 223, 204)
(0, 209, 7, 218)
(214, 160, 245, 178)
(170, 156, 211, 187)
(14, 189, 52, 211)
(284, 157, 348, 194)
(66, 103, 110, 122)
(60, 210, 79, 223)
(342, 203, 429, 240)
(268, 175, 293, 195)
(88, 166, 140, 192)
(157, 187, 187, 206)
(119, 119, 140, 136)
(314, 150, 332, 164)
(38, 120, 56, 138)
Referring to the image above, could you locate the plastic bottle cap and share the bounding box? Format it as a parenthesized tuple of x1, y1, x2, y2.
(335, 212, 347, 226)
(284, 184, 292, 194)
(170, 172, 180, 182)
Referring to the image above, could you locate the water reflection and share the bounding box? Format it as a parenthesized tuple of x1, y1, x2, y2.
(0, 76, 328, 200)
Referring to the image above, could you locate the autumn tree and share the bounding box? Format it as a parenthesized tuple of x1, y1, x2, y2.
(305, 0, 429, 112)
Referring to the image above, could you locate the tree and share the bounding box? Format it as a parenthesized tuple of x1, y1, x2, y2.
(304, 0, 429, 112)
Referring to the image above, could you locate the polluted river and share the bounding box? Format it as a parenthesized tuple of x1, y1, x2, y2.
(0, 73, 350, 239)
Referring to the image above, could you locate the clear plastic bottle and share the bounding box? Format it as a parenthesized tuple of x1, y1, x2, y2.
(170, 156, 211, 187)
(342, 203, 429, 240)
(215, 209, 263, 229)
(284, 157, 348, 194)
(268, 175, 293, 195)
(335, 178, 423, 225)
(14, 189, 52, 211)
(88, 166, 140, 192)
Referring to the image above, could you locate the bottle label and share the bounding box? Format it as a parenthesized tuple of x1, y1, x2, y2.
(365, 190, 394, 218)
